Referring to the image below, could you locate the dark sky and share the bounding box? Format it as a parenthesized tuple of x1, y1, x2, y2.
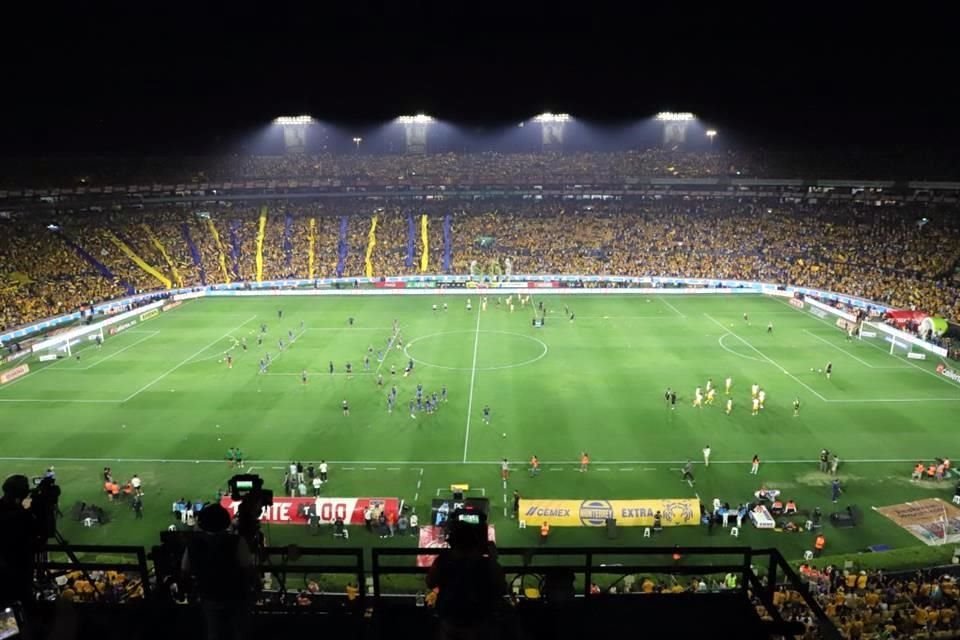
(1, 4, 956, 154)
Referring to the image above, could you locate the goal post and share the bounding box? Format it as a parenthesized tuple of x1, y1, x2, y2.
(34, 325, 104, 360)
(860, 320, 948, 360)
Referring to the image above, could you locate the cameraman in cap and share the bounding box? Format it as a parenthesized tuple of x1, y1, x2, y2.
(426, 509, 507, 638)
(181, 503, 259, 640)
(0, 475, 41, 607)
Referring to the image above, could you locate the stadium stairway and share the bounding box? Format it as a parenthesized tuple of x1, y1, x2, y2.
(57, 231, 134, 295)
(179, 222, 206, 285)
(282, 212, 293, 273)
(228, 219, 242, 280)
(336, 215, 348, 277)
(406, 212, 415, 268)
(443, 213, 452, 272)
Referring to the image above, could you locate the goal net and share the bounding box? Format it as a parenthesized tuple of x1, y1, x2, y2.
(33, 325, 105, 361)
(859, 320, 948, 361)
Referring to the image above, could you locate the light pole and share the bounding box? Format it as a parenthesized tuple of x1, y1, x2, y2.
(706, 129, 717, 147)
(352, 136, 362, 153)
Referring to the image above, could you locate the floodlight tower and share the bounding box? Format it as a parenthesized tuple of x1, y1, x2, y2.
(533, 112, 570, 151)
(274, 115, 314, 154)
(706, 129, 717, 147)
(655, 111, 695, 146)
(397, 114, 433, 154)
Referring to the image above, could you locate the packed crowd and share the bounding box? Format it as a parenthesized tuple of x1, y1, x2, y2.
(2, 200, 958, 333)
(3, 148, 960, 190)
(776, 565, 960, 639)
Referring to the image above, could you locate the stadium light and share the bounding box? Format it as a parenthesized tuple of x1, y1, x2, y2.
(396, 114, 434, 124)
(533, 112, 571, 123)
(352, 136, 363, 151)
(655, 111, 695, 122)
(274, 115, 314, 126)
(706, 129, 717, 138)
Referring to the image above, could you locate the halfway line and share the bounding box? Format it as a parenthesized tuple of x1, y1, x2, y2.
(462, 308, 482, 462)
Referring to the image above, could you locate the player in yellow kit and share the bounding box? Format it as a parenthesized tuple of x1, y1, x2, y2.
(725, 398, 733, 415)
(706, 387, 717, 405)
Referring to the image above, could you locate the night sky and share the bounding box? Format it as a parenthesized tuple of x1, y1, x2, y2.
(1, 5, 955, 154)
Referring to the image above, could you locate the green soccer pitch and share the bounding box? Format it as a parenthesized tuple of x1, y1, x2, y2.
(1, 293, 958, 564)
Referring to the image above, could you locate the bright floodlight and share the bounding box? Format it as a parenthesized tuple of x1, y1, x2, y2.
(533, 112, 571, 123)
(706, 129, 717, 138)
(352, 137, 363, 143)
(274, 115, 313, 126)
(397, 114, 434, 124)
(656, 111, 695, 122)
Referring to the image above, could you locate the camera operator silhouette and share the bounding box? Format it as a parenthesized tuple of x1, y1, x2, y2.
(181, 503, 259, 640)
(426, 509, 507, 639)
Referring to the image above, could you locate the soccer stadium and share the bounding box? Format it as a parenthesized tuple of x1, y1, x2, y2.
(3, 22, 960, 633)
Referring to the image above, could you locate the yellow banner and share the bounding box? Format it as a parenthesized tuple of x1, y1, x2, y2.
(419, 214, 429, 273)
(518, 499, 700, 527)
(105, 231, 172, 289)
(255, 207, 267, 283)
(142, 224, 183, 287)
(364, 216, 378, 278)
(308, 218, 317, 279)
(206, 219, 230, 284)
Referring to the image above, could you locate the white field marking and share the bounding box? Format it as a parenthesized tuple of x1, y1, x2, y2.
(386, 467, 401, 471)
(265, 371, 374, 377)
(826, 398, 960, 403)
(413, 468, 423, 506)
(619, 468, 634, 471)
(404, 330, 548, 372)
(245, 466, 257, 473)
(658, 297, 686, 318)
(0, 398, 124, 404)
(462, 308, 483, 463)
(643, 468, 657, 471)
(704, 313, 827, 401)
(362, 467, 376, 471)
(270, 466, 285, 470)
(718, 333, 765, 363)
(263, 326, 309, 369)
(0, 456, 950, 466)
(802, 329, 908, 369)
(75, 331, 161, 370)
(307, 327, 391, 331)
(548, 468, 564, 472)
(375, 325, 402, 375)
(596, 468, 611, 472)
(122, 315, 258, 402)
(341, 467, 355, 471)
(774, 297, 960, 392)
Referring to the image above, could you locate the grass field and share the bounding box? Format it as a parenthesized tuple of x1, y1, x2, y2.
(2, 292, 959, 566)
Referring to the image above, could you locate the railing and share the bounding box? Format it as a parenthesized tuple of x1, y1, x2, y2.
(34, 543, 840, 637)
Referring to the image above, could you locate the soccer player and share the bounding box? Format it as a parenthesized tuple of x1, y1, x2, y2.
(345, 362, 352, 379)
(767, 321, 773, 333)
(702, 445, 711, 467)
(793, 398, 800, 417)
(482, 405, 491, 425)
(409, 400, 416, 419)
(348, 316, 354, 326)
(466, 298, 472, 311)
(481, 298, 488, 312)
(441, 385, 447, 402)
(579, 452, 590, 473)
(706, 378, 713, 394)
(751, 383, 759, 399)
(235, 448, 244, 468)
(257, 334, 263, 347)
(278, 309, 283, 319)
(758, 388, 766, 410)
(501, 458, 510, 481)
(743, 312, 749, 324)
(529, 455, 540, 477)
(278, 338, 284, 351)
(693, 387, 703, 408)
(664, 387, 673, 406)
(364, 355, 370, 371)
(752, 397, 760, 416)
(386, 394, 394, 414)
(669, 389, 677, 410)
(750, 454, 760, 475)
(706, 387, 717, 406)
(318, 460, 328, 483)
(241, 337, 247, 352)
(258, 359, 267, 374)
(725, 398, 733, 415)
(301, 370, 308, 385)
(377, 374, 384, 388)
(569, 311, 574, 322)
(391, 364, 397, 376)
(226, 353, 233, 369)
(432, 392, 439, 407)
(329, 361, 334, 375)
(681, 460, 695, 487)
(288, 329, 294, 342)
(300, 320, 304, 332)
(725, 376, 732, 395)
(825, 361, 832, 380)
(342, 400, 350, 416)
(846, 326, 855, 342)
(226, 447, 235, 467)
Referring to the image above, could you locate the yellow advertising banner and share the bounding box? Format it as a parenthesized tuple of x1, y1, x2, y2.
(518, 499, 700, 527)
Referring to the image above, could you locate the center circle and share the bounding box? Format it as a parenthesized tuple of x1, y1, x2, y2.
(403, 330, 549, 371)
